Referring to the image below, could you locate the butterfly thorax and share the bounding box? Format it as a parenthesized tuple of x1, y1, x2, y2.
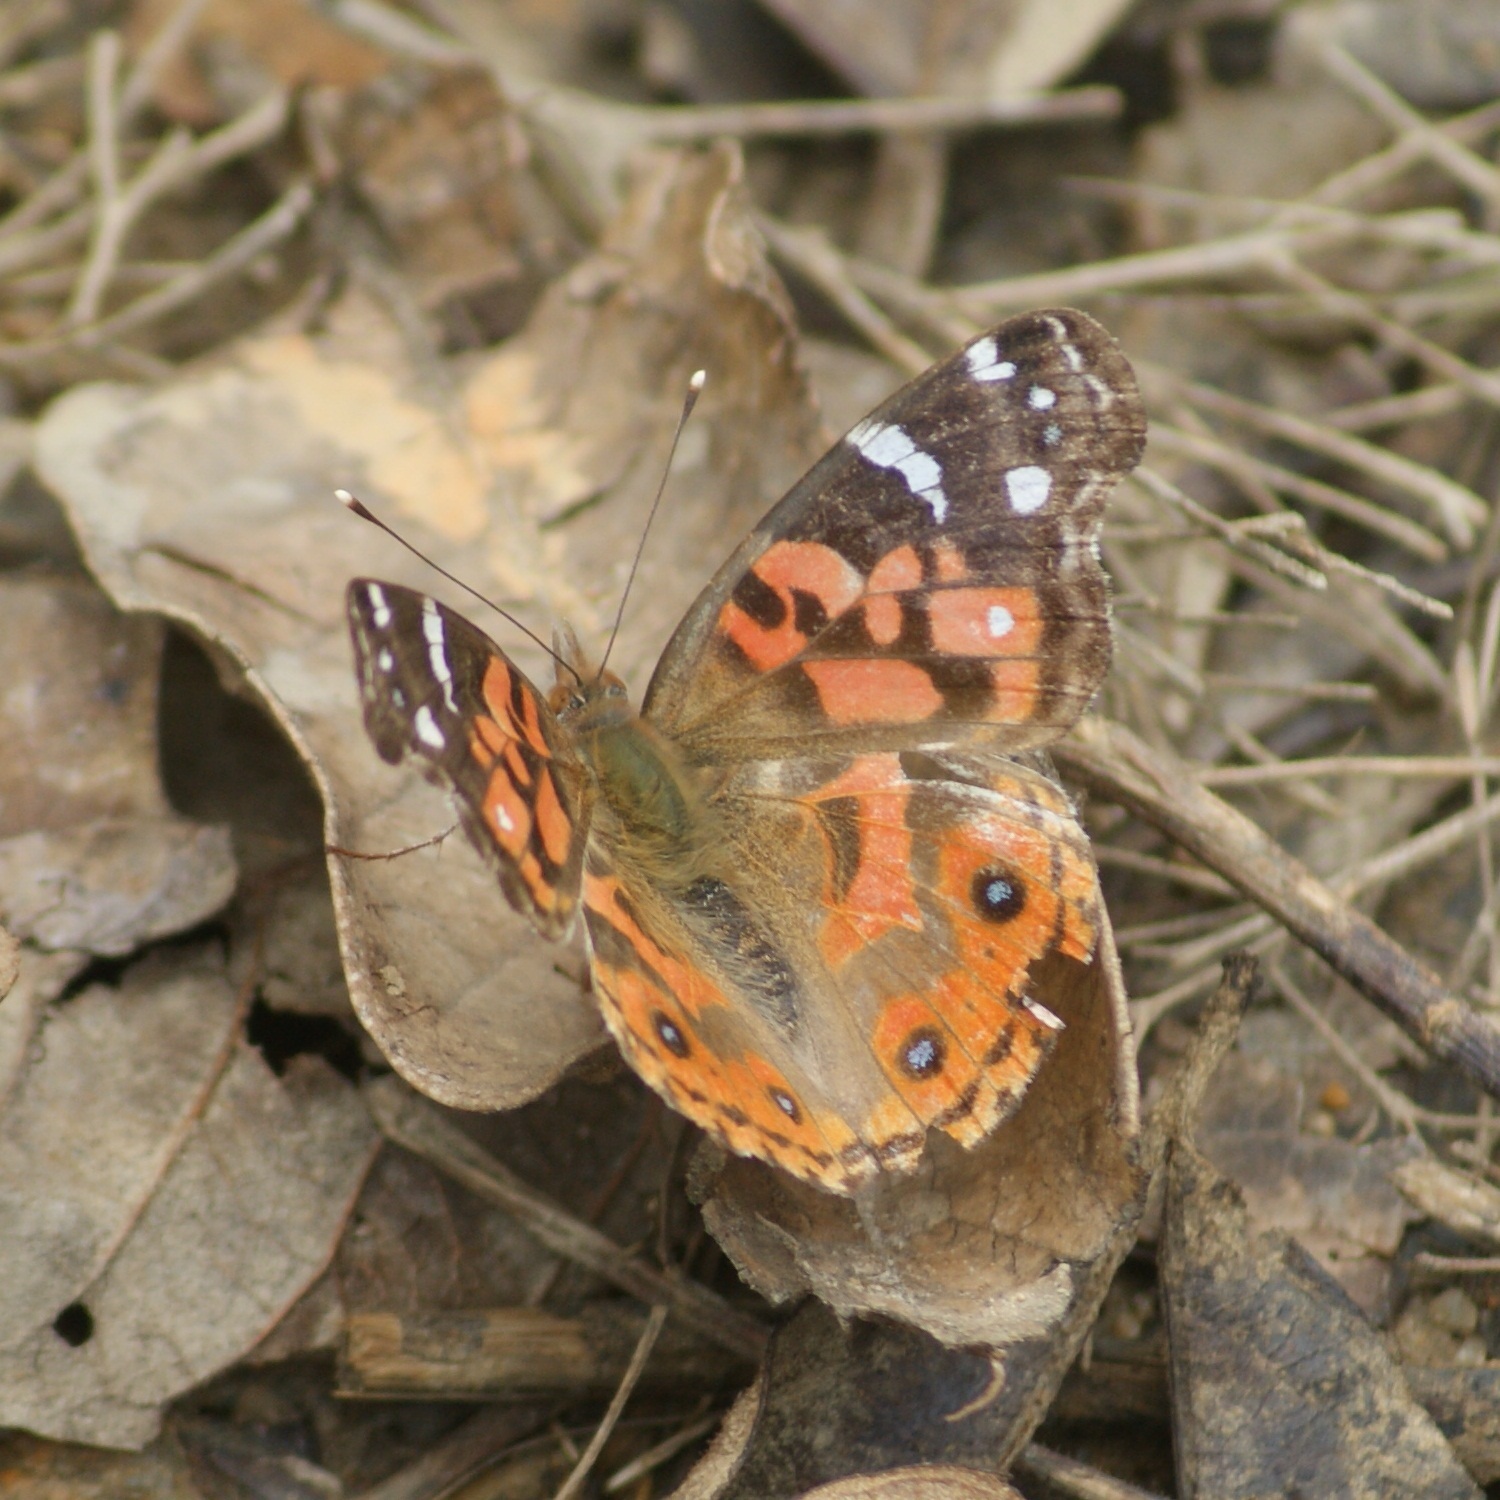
(551, 656, 715, 871)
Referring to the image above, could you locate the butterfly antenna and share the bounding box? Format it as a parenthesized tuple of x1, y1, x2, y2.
(598, 369, 707, 679)
(336, 489, 580, 684)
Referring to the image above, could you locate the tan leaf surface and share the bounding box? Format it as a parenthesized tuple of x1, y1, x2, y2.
(33, 139, 822, 1113)
(0, 576, 236, 956)
(0, 950, 377, 1447)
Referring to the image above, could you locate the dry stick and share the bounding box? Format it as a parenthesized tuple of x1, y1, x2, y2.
(1197, 756, 1500, 786)
(1307, 97, 1500, 208)
(551, 1304, 668, 1500)
(1014, 1443, 1170, 1500)
(642, 86, 1123, 138)
(603, 1412, 719, 1494)
(1269, 251, 1500, 411)
(1130, 466, 1332, 585)
(1326, 385, 1471, 433)
(1268, 961, 1484, 1131)
(1093, 845, 1236, 899)
(1225, 550, 1449, 703)
(362, 1076, 769, 1364)
(351, 1404, 557, 1500)
(70, 87, 289, 329)
(951, 212, 1449, 314)
(1316, 42, 1500, 215)
(0, 0, 211, 244)
(1143, 361, 1486, 547)
(0, 86, 288, 288)
(1058, 719, 1500, 1103)
(1411, 1253, 1500, 1274)
(1136, 783, 1500, 1020)
(758, 216, 932, 375)
(73, 29, 122, 326)
(1145, 423, 1449, 562)
(0, 53, 83, 111)
(0, 176, 314, 366)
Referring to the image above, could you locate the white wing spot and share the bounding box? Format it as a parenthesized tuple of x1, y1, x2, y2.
(848, 418, 949, 523)
(965, 336, 1017, 383)
(1028, 385, 1056, 410)
(414, 705, 445, 749)
(1005, 465, 1052, 514)
(1023, 995, 1065, 1031)
(492, 802, 514, 833)
(1043, 316, 1084, 372)
(376, 648, 394, 672)
(365, 582, 392, 629)
(421, 599, 458, 711)
(1043, 423, 1062, 447)
(987, 604, 1015, 639)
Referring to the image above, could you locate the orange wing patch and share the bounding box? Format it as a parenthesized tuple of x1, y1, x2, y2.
(718, 540, 864, 674)
(583, 870, 871, 1191)
(805, 755, 1099, 1156)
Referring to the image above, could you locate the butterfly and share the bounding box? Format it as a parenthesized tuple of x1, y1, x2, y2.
(347, 309, 1145, 1195)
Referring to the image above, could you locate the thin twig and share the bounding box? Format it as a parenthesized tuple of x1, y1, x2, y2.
(552, 1304, 668, 1500)
(8, 175, 313, 363)
(1015, 1442, 1171, 1500)
(1144, 360, 1485, 547)
(1060, 719, 1500, 1104)
(759, 215, 933, 374)
(1144, 424, 1449, 561)
(1196, 756, 1500, 786)
(362, 1076, 769, 1364)
(1316, 43, 1500, 214)
(603, 1412, 719, 1494)
(1410, 1253, 1500, 1274)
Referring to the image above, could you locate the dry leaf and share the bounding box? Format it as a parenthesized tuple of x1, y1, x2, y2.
(126, 0, 390, 124)
(670, 1301, 1039, 1499)
(0, 575, 236, 957)
(0, 947, 378, 1447)
(1160, 1136, 1481, 1499)
(0, 1428, 202, 1500)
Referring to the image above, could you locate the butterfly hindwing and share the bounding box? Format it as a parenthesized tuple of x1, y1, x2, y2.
(644, 309, 1145, 760)
(574, 749, 1098, 1193)
(347, 580, 588, 937)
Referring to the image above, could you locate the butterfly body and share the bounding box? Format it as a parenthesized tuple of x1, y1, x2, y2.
(347, 309, 1146, 1194)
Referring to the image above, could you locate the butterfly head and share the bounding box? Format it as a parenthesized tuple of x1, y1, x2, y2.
(548, 621, 632, 731)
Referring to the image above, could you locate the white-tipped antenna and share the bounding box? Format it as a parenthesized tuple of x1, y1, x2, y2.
(598, 370, 707, 678)
(336, 489, 577, 681)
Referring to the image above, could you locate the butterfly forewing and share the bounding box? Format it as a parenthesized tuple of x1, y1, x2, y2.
(644, 309, 1146, 760)
(347, 580, 589, 938)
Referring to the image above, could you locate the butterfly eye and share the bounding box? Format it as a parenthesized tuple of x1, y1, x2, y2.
(566, 692, 587, 713)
